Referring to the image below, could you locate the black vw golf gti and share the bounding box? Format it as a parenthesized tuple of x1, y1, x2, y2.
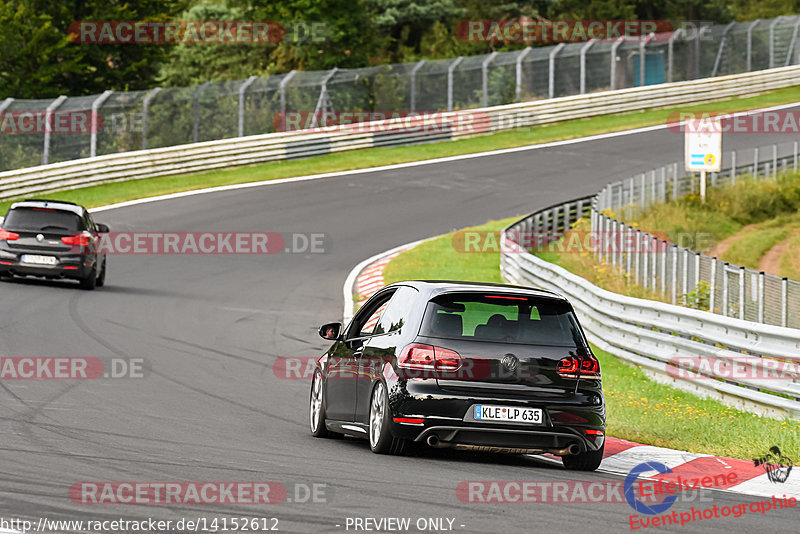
(309, 281, 606, 471)
(0, 199, 109, 289)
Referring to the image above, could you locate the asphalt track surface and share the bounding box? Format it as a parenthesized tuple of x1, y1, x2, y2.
(2, 120, 800, 534)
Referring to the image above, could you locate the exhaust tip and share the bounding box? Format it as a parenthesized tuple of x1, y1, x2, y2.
(426, 435, 440, 448)
(568, 443, 581, 455)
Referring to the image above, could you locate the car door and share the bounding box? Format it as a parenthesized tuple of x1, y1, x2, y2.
(324, 290, 395, 422)
(355, 286, 418, 425)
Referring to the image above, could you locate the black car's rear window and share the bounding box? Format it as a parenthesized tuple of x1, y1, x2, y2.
(3, 207, 82, 232)
(420, 292, 584, 347)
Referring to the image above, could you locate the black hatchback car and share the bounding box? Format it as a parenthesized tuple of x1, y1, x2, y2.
(309, 281, 606, 471)
(0, 199, 109, 289)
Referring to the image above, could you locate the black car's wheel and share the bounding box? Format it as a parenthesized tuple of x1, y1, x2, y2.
(96, 259, 106, 287)
(310, 370, 337, 438)
(368, 381, 408, 455)
(79, 265, 97, 290)
(562, 442, 604, 471)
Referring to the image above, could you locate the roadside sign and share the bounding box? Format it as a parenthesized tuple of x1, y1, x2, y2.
(685, 117, 722, 172)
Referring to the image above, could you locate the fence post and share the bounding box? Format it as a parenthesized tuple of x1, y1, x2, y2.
(238, 76, 258, 137)
(627, 226, 634, 280)
(640, 173, 646, 211)
(481, 51, 498, 107)
(667, 29, 683, 82)
(722, 264, 730, 316)
(579, 40, 596, 94)
(610, 37, 625, 90)
(89, 90, 113, 158)
(141, 87, 161, 150)
(279, 70, 297, 129)
(709, 257, 717, 313)
(672, 162, 679, 199)
(660, 239, 667, 295)
(515, 49, 531, 102)
(770, 17, 782, 68)
(782, 277, 789, 327)
(447, 56, 464, 111)
(747, 20, 761, 71)
(772, 144, 778, 177)
(192, 81, 211, 144)
(671, 245, 678, 304)
(712, 22, 736, 76)
(731, 150, 737, 184)
(642, 233, 649, 290)
(410, 60, 426, 111)
(758, 271, 765, 323)
(682, 248, 689, 300)
(42, 95, 67, 165)
(739, 266, 746, 319)
(635, 229, 642, 285)
(659, 167, 666, 202)
(548, 43, 565, 99)
(309, 68, 338, 128)
(694, 252, 701, 291)
(754, 147, 759, 177)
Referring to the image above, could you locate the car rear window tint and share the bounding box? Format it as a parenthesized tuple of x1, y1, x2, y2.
(3, 208, 82, 232)
(420, 293, 583, 346)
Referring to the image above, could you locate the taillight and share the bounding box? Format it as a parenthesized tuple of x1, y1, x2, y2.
(0, 229, 19, 241)
(398, 343, 462, 372)
(61, 233, 91, 247)
(557, 354, 600, 379)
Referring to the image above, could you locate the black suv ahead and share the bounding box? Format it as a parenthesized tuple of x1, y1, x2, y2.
(310, 280, 606, 471)
(0, 199, 109, 290)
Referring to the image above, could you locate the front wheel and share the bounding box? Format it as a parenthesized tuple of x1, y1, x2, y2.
(368, 381, 408, 455)
(562, 442, 604, 471)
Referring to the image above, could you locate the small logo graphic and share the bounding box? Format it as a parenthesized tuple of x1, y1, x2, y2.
(501, 354, 519, 372)
(754, 446, 793, 483)
(624, 462, 677, 515)
(36, 234, 44, 242)
(704, 154, 716, 166)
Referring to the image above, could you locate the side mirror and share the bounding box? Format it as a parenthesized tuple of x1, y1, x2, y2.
(319, 322, 343, 340)
(96, 223, 110, 233)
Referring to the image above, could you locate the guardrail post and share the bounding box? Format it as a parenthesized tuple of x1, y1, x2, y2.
(515, 48, 532, 102)
(482, 51, 498, 107)
(782, 277, 789, 327)
(447, 57, 464, 111)
(89, 90, 113, 158)
(42, 95, 67, 165)
(410, 60, 426, 111)
(193, 81, 211, 144)
(731, 150, 737, 184)
(548, 43, 565, 99)
(610, 37, 625, 90)
(747, 20, 761, 72)
(579, 40, 596, 94)
(279, 70, 297, 130)
(238, 76, 258, 137)
(722, 263, 729, 316)
(770, 17, 782, 68)
(739, 266, 746, 320)
(710, 257, 717, 313)
(141, 87, 161, 150)
(758, 271, 765, 323)
(671, 244, 678, 303)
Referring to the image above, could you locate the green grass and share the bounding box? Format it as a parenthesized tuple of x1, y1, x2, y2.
(383, 217, 800, 459)
(5, 84, 800, 215)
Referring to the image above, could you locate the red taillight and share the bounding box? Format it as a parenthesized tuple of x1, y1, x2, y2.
(393, 417, 425, 425)
(398, 343, 462, 372)
(0, 229, 19, 241)
(557, 354, 600, 379)
(585, 429, 604, 436)
(61, 233, 91, 247)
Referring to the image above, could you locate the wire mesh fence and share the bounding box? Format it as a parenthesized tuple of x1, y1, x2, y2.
(2, 15, 800, 171)
(593, 138, 800, 329)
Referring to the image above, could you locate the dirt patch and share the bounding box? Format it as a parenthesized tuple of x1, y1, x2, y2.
(758, 236, 793, 276)
(705, 224, 756, 258)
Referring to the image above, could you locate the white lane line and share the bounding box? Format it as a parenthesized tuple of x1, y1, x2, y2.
(90, 100, 800, 215)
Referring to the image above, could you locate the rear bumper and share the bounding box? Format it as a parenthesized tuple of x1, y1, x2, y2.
(0, 251, 93, 280)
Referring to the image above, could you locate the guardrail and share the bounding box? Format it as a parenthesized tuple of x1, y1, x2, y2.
(501, 198, 800, 419)
(2, 65, 800, 201)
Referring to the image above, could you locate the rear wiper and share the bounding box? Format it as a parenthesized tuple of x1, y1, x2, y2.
(38, 225, 70, 231)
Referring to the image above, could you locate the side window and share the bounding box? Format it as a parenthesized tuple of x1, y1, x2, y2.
(374, 286, 418, 335)
(349, 290, 395, 339)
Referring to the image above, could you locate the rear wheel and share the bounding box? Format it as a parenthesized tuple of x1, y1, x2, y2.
(309, 370, 339, 438)
(562, 442, 604, 471)
(368, 381, 408, 455)
(79, 265, 97, 290)
(96, 259, 106, 287)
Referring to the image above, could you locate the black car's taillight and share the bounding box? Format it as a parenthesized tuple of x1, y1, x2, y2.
(557, 354, 600, 379)
(398, 343, 462, 371)
(0, 229, 19, 241)
(61, 233, 91, 247)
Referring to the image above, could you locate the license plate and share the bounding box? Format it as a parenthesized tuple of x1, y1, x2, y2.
(474, 404, 543, 424)
(20, 254, 57, 266)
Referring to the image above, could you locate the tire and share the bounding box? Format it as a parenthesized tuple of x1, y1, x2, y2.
(79, 265, 97, 290)
(309, 370, 338, 438)
(96, 258, 106, 287)
(562, 442, 604, 471)
(368, 381, 408, 455)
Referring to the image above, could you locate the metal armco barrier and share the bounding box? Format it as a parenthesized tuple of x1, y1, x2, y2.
(2, 64, 800, 201)
(501, 198, 800, 419)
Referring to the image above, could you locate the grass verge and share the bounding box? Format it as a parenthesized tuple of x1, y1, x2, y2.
(4, 85, 800, 216)
(382, 217, 800, 459)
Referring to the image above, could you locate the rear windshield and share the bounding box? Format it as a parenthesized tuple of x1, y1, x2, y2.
(420, 292, 585, 347)
(3, 207, 82, 232)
